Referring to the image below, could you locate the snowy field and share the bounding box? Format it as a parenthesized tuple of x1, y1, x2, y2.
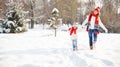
(0, 24, 120, 67)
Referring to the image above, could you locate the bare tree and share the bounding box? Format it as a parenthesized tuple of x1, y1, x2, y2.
(53, 0, 78, 24)
(29, 0, 35, 29)
(101, 0, 119, 33)
(84, 0, 95, 16)
(0, 0, 8, 19)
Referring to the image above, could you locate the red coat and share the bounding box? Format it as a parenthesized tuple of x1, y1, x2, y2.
(69, 27, 77, 36)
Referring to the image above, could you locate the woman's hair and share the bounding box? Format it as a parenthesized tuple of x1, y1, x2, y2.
(90, 11, 94, 14)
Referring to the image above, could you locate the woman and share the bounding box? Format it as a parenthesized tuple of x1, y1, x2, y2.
(82, 7, 108, 50)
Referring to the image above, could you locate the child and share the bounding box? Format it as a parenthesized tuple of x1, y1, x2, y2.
(69, 23, 78, 51)
(82, 7, 108, 50)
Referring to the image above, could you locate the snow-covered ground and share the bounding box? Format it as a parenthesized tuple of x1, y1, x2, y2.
(0, 24, 120, 67)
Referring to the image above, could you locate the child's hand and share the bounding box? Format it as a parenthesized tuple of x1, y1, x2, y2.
(68, 28, 71, 31)
(81, 26, 85, 29)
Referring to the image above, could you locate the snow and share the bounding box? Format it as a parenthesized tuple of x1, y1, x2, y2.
(0, 24, 120, 67)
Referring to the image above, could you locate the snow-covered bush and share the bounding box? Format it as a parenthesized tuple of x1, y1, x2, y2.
(1, 2, 27, 33)
(0, 19, 4, 33)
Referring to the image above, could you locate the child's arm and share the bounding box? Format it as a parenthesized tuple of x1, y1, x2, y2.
(68, 27, 71, 31)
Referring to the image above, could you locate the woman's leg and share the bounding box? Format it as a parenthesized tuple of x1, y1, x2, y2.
(88, 29, 93, 46)
(94, 32, 97, 43)
(93, 29, 98, 44)
(88, 29, 93, 49)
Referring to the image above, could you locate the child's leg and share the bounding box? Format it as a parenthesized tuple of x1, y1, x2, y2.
(72, 39, 77, 51)
(72, 40, 75, 50)
(74, 39, 78, 50)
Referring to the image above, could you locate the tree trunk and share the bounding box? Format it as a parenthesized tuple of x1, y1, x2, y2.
(30, 0, 34, 29)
